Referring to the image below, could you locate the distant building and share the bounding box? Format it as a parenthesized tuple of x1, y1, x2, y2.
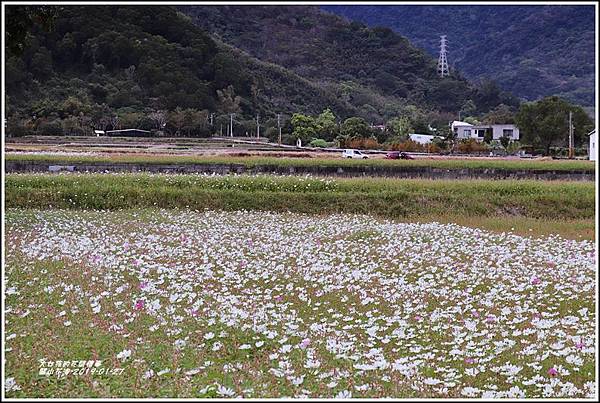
(589, 129, 597, 161)
(451, 120, 474, 139)
(454, 122, 519, 142)
(105, 129, 152, 137)
(409, 133, 444, 144)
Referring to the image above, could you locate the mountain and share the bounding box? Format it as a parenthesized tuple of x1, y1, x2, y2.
(181, 5, 518, 118)
(6, 5, 518, 138)
(322, 5, 595, 107)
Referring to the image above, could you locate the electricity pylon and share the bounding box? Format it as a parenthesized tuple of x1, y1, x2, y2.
(437, 35, 449, 78)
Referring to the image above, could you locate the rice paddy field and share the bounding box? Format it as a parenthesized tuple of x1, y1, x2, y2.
(3, 170, 598, 398)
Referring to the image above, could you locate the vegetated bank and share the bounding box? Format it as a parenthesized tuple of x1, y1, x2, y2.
(5, 154, 595, 181)
(6, 173, 595, 239)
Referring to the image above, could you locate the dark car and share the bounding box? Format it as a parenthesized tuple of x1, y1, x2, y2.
(385, 151, 413, 160)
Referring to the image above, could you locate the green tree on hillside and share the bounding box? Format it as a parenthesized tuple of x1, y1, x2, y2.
(459, 100, 477, 119)
(386, 116, 412, 141)
(340, 117, 369, 138)
(315, 108, 338, 141)
(5, 5, 61, 56)
(482, 103, 515, 124)
(216, 85, 241, 114)
(291, 113, 317, 144)
(515, 96, 593, 155)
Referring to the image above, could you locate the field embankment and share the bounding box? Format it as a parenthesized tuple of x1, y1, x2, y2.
(5, 154, 596, 180)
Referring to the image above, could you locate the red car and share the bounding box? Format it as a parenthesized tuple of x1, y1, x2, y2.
(385, 151, 413, 160)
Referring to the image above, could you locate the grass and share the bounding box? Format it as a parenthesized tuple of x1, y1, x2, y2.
(5, 153, 596, 172)
(5, 173, 595, 239)
(5, 173, 595, 220)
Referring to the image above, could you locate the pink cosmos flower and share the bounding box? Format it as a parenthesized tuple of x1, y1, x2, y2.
(275, 295, 283, 302)
(139, 281, 148, 290)
(133, 259, 140, 266)
(486, 315, 495, 323)
(414, 315, 422, 322)
(531, 276, 541, 285)
(547, 367, 558, 377)
(465, 358, 475, 364)
(471, 310, 480, 318)
(134, 300, 145, 310)
(190, 309, 199, 317)
(123, 242, 129, 250)
(547, 261, 556, 268)
(575, 341, 584, 350)
(299, 338, 311, 349)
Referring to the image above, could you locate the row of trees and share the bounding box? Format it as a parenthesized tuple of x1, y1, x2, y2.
(8, 93, 593, 156)
(287, 96, 593, 154)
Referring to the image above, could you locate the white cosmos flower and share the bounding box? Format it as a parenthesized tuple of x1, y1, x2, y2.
(335, 390, 352, 398)
(5, 377, 21, 393)
(142, 369, 154, 379)
(116, 349, 132, 361)
(216, 385, 236, 397)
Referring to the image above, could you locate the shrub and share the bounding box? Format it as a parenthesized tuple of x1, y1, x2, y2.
(281, 133, 296, 145)
(424, 143, 441, 153)
(457, 138, 489, 153)
(506, 141, 522, 155)
(309, 138, 329, 148)
(6, 119, 35, 137)
(389, 140, 424, 152)
(347, 137, 380, 150)
(36, 119, 64, 136)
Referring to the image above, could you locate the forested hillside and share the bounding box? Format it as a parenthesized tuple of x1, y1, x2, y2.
(182, 5, 518, 117)
(6, 5, 518, 138)
(323, 5, 595, 107)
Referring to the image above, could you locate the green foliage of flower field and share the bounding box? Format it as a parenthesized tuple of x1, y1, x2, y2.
(5, 174, 595, 223)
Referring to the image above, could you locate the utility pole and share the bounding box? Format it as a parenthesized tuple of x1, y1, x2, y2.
(277, 113, 282, 145)
(256, 113, 260, 139)
(230, 113, 234, 137)
(568, 111, 574, 159)
(437, 35, 449, 78)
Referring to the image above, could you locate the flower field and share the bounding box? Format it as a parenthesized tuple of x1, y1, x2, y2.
(4, 209, 597, 398)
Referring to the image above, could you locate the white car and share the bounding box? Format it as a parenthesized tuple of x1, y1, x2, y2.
(342, 149, 369, 159)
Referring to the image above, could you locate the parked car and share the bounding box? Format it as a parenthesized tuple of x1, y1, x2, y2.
(385, 151, 413, 160)
(342, 149, 369, 159)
